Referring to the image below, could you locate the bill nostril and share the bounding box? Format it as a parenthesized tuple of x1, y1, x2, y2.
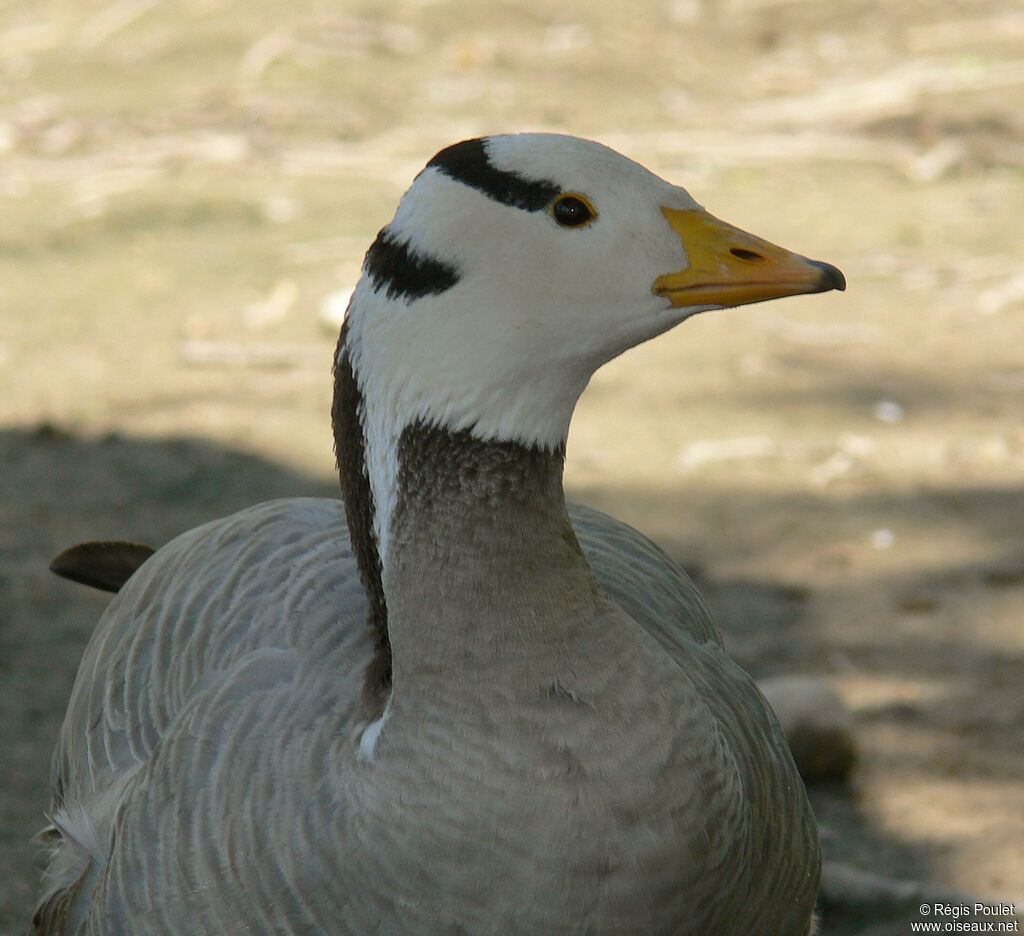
(730, 247, 765, 262)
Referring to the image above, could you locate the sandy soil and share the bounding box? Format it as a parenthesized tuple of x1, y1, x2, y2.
(2, 0, 1023, 932)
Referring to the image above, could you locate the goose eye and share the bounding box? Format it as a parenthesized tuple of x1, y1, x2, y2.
(551, 194, 596, 228)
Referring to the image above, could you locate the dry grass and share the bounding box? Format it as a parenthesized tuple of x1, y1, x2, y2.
(2, 0, 1023, 932)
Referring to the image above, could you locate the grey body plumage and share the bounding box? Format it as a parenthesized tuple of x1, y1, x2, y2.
(39, 496, 817, 935)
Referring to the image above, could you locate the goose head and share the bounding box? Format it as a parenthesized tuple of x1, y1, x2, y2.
(338, 133, 843, 569)
(344, 134, 843, 448)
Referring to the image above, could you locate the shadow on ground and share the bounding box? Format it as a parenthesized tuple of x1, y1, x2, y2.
(2, 425, 1022, 934)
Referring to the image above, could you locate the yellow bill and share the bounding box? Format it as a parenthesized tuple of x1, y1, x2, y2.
(654, 206, 845, 308)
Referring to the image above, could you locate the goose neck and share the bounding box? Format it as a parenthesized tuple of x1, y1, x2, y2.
(384, 422, 604, 682)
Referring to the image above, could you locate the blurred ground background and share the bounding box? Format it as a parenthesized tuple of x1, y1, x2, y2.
(2, 0, 1023, 932)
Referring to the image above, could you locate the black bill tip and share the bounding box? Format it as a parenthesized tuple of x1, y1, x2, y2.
(810, 260, 846, 292)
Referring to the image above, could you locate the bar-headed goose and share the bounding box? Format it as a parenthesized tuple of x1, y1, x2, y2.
(34, 133, 844, 935)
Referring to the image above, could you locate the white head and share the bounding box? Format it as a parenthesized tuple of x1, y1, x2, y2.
(339, 133, 843, 564)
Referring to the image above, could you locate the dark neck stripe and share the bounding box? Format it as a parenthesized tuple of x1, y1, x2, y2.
(364, 228, 460, 302)
(426, 137, 561, 213)
(396, 421, 567, 511)
(332, 322, 391, 714)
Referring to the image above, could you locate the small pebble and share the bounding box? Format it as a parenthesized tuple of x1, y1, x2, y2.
(870, 528, 895, 550)
(872, 400, 904, 424)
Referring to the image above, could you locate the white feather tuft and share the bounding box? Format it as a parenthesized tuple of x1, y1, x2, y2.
(357, 702, 391, 761)
(51, 803, 106, 865)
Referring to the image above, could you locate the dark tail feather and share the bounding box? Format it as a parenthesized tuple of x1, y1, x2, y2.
(49, 542, 155, 593)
